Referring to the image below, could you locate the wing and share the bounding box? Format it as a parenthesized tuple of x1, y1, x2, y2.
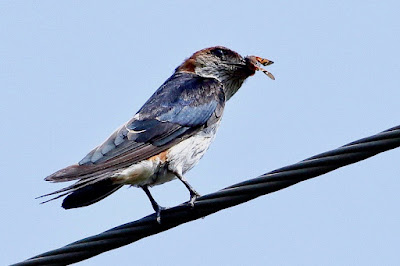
(45, 72, 225, 183)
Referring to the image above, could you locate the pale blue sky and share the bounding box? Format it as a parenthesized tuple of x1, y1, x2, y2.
(2, 1, 400, 265)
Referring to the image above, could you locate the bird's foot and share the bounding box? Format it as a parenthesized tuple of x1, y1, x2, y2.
(155, 205, 166, 224)
(169, 170, 200, 208)
(188, 190, 200, 208)
(141, 185, 165, 224)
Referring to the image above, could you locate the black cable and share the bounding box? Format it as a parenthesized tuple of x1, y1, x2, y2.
(12, 125, 400, 266)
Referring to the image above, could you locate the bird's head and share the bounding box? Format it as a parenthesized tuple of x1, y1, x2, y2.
(176, 46, 274, 100)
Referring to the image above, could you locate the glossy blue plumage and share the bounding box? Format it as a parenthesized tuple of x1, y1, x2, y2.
(42, 46, 269, 210)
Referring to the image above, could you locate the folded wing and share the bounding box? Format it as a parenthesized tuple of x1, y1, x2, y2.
(41, 72, 225, 205)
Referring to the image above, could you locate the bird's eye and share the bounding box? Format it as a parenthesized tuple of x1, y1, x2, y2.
(211, 48, 225, 58)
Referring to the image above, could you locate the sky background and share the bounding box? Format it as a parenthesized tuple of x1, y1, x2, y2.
(2, 1, 400, 265)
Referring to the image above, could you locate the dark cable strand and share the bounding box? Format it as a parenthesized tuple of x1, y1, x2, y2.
(12, 125, 400, 266)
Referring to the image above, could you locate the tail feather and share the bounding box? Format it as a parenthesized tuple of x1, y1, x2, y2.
(61, 179, 123, 209)
(40, 163, 123, 208)
(40, 172, 111, 199)
(45, 164, 91, 182)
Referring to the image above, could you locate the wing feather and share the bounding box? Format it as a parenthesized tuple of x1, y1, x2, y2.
(45, 72, 225, 184)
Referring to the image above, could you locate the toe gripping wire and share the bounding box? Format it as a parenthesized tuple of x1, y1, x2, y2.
(12, 125, 400, 266)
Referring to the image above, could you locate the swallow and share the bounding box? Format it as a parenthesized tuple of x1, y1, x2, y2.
(40, 46, 274, 222)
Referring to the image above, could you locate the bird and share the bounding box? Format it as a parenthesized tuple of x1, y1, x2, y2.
(40, 46, 274, 222)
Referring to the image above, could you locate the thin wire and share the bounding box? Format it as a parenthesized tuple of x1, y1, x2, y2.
(12, 125, 400, 266)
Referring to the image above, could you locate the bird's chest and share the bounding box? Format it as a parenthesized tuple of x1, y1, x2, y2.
(166, 121, 221, 175)
(114, 121, 221, 187)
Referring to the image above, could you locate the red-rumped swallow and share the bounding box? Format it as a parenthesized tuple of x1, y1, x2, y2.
(40, 46, 274, 222)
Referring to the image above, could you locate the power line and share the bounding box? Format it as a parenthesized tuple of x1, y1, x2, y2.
(12, 125, 400, 265)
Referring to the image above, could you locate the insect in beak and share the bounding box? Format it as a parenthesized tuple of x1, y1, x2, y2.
(247, 56, 275, 80)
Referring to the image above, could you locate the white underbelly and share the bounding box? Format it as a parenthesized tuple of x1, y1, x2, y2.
(167, 121, 220, 175)
(111, 121, 220, 187)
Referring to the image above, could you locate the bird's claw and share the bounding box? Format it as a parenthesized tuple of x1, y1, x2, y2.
(155, 206, 166, 224)
(188, 191, 200, 208)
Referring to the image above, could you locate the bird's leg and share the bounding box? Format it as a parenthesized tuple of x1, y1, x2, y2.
(141, 185, 164, 224)
(172, 170, 200, 207)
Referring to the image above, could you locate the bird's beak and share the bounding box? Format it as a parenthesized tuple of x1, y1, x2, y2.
(246, 56, 275, 80)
